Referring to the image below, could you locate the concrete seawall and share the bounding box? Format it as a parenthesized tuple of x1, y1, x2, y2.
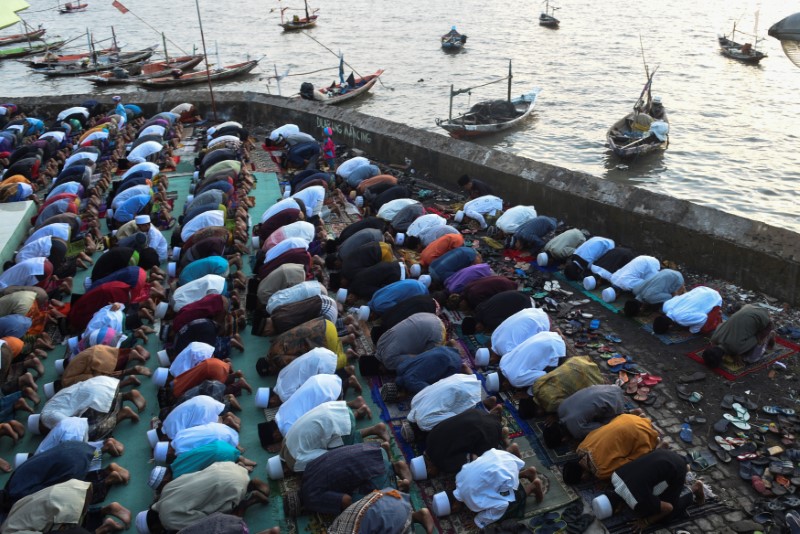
(8, 90, 799, 304)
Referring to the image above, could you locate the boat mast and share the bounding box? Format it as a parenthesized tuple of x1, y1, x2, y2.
(449, 84, 454, 121)
(304, 0, 310, 21)
(507, 59, 512, 102)
(194, 0, 218, 120)
(162, 32, 169, 62)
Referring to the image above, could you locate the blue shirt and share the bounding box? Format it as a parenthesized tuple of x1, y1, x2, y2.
(368, 279, 428, 314)
(396, 346, 461, 395)
(113, 194, 151, 222)
(429, 247, 477, 284)
(179, 256, 229, 286)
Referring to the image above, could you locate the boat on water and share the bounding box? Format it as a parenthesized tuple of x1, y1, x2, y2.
(718, 21, 767, 64)
(138, 59, 259, 88)
(0, 27, 46, 46)
(441, 26, 467, 51)
(36, 46, 157, 76)
(279, 0, 318, 31)
(0, 41, 66, 60)
(435, 60, 541, 139)
(300, 70, 384, 105)
(85, 54, 205, 85)
(539, 0, 560, 28)
(606, 69, 669, 159)
(22, 45, 124, 68)
(58, 2, 89, 14)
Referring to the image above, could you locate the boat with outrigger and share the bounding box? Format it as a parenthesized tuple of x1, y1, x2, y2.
(435, 60, 541, 139)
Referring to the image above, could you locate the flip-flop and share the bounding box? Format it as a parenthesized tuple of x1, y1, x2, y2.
(565, 513, 595, 534)
(723, 414, 751, 430)
(607, 356, 627, 367)
(633, 387, 651, 402)
(771, 460, 795, 476)
(708, 442, 732, 463)
(625, 379, 641, 395)
(529, 511, 562, 528)
(714, 418, 731, 433)
(685, 416, 708, 424)
(679, 423, 693, 443)
(605, 334, 622, 343)
(765, 406, 798, 416)
(642, 393, 658, 405)
(784, 496, 800, 509)
(678, 371, 707, 383)
(640, 374, 663, 386)
(732, 403, 752, 421)
(751, 475, 773, 496)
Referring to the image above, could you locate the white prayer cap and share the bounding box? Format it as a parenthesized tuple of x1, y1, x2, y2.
(55, 359, 65, 375)
(167, 262, 177, 278)
(107, 209, 114, 219)
(410, 263, 421, 278)
(395, 233, 405, 246)
(475, 348, 490, 367)
(136, 511, 151, 534)
(67, 336, 79, 353)
(172, 246, 181, 260)
(583, 276, 597, 291)
(153, 441, 169, 463)
(653, 96, 662, 104)
(268, 455, 285, 479)
(135, 215, 151, 224)
(537, 252, 549, 267)
(399, 262, 406, 281)
(410, 456, 428, 480)
(485, 372, 500, 393)
(419, 274, 432, 288)
(602, 287, 617, 303)
(251, 236, 260, 249)
(147, 428, 159, 449)
(255, 387, 271, 409)
(454, 210, 465, 223)
(83, 277, 92, 291)
(193, 171, 199, 179)
(44, 382, 56, 400)
(433, 491, 451, 516)
(148, 466, 167, 489)
(14, 453, 29, 469)
(152, 367, 169, 388)
(155, 302, 169, 320)
(355, 196, 364, 208)
(592, 495, 613, 520)
(336, 288, 348, 304)
(357, 305, 370, 322)
(157, 350, 170, 367)
(28, 414, 41, 435)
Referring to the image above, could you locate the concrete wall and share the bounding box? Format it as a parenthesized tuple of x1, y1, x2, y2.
(6, 90, 800, 304)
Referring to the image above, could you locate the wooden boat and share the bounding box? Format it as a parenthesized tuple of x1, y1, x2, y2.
(0, 28, 46, 46)
(0, 41, 66, 60)
(58, 2, 89, 13)
(606, 69, 670, 159)
(279, 1, 318, 31)
(37, 46, 157, 76)
(718, 22, 767, 64)
(138, 60, 259, 88)
(23, 46, 123, 68)
(301, 69, 384, 105)
(539, 0, 560, 28)
(85, 54, 205, 85)
(435, 61, 541, 139)
(441, 27, 467, 51)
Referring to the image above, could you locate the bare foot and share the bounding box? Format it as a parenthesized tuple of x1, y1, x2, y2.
(23, 386, 40, 405)
(123, 390, 147, 412)
(226, 394, 242, 412)
(118, 376, 141, 389)
(117, 406, 140, 424)
(0, 423, 20, 444)
(101, 502, 131, 528)
(348, 375, 363, 394)
(107, 463, 131, 484)
(691, 480, 706, 505)
(18, 372, 37, 392)
(13, 398, 33, 413)
(507, 442, 521, 458)
(96, 517, 125, 534)
(531, 478, 544, 503)
(354, 404, 372, 420)
(412, 509, 435, 534)
(132, 365, 152, 377)
(482, 396, 498, 410)
(103, 437, 125, 456)
(0, 458, 11, 473)
(237, 377, 253, 395)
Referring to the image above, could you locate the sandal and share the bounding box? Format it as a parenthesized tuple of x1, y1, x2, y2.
(751, 475, 773, 497)
(765, 406, 797, 416)
(679, 423, 693, 443)
(723, 414, 751, 430)
(625, 378, 642, 395)
(685, 416, 708, 424)
(605, 333, 622, 343)
(640, 374, 663, 386)
(633, 387, 651, 402)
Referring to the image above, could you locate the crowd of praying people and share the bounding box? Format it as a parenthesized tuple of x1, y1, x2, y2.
(0, 97, 777, 533)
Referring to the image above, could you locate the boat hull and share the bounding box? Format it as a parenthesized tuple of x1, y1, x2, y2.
(436, 88, 541, 139)
(85, 55, 205, 85)
(310, 70, 384, 105)
(280, 17, 318, 31)
(139, 60, 259, 88)
(606, 112, 669, 159)
(718, 35, 767, 64)
(539, 15, 560, 28)
(0, 28, 46, 46)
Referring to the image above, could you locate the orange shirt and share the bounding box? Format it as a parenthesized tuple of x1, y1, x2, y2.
(420, 233, 464, 267)
(356, 175, 398, 195)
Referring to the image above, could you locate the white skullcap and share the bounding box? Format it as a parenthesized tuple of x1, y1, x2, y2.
(255, 387, 271, 409)
(153, 441, 169, 463)
(485, 372, 500, 393)
(583, 276, 597, 291)
(395, 233, 405, 246)
(44, 382, 55, 400)
(135, 215, 151, 224)
(410, 264, 421, 278)
(136, 511, 151, 534)
(410, 456, 428, 480)
(155, 302, 169, 320)
(475, 348, 490, 367)
(268, 455, 285, 479)
(454, 210, 465, 223)
(537, 252, 549, 267)
(27, 414, 41, 435)
(592, 495, 613, 520)
(152, 367, 169, 388)
(418, 274, 431, 288)
(157, 350, 170, 367)
(357, 305, 370, 322)
(336, 288, 348, 304)
(433, 491, 451, 516)
(167, 263, 176, 278)
(148, 466, 167, 489)
(602, 287, 617, 302)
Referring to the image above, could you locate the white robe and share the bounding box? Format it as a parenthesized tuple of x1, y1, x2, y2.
(41, 376, 119, 430)
(274, 347, 338, 402)
(464, 195, 504, 229)
(282, 401, 352, 471)
(407, 214, 445, 237)
(662, 286, 722, 333)
(292, 185, 326, 217)
(377, 199, 420, 222)
(172, 274, 227, 312)
(147, 225, 169, 263)
(122, 162, 160, 181)
(24, 223, 71, 246)
(111, 184, 152, 209)
(15, 236, 53, 263)
(0, 257, 46, 290)
(260, 197, 300, 223)
(573, 236, 615, 264)
(266, 281, 326, 314)
(491, 308, 551, 356)
(83, 304, 126, 339)
(610, 255, 661, 292)
(171, 422, 239, 455)
(169, 342, 215, 377)
(161, 395, 225, 439)
(265, 237, 309, 264)
(269, 123, 299, 142)
(336, 156, 370, 179)
(496, 205, 537, 234)
(275, 374, 343, 436)
(499, 331, 566, 392)
(35, 417, 89, 455)
(454, 449, 525, 529)
(406, 374, 482, 431)
(181, 210, 225, 242)
(265, 221, 316, 251)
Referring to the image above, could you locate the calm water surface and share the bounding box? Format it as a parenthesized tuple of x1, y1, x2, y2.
(3, 0, 800, 230)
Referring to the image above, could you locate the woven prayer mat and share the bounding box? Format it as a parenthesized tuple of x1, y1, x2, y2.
(553, 271, 626, 314)
(686, 337, 800, 381)
(577, 484, 729, 534)
(529, 419, 581, 466)
(416, 441, 578, 534)
(641, 321, 702, 345)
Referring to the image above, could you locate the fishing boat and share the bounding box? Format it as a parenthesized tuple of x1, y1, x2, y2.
(138, 59, 259, 88)
(36, 46, 157, 76)
(0, 27, 46, 46)
(58, 2, 89, 14)
(279, 0, 319, 31)
(435, 60, 541, 139)
(85, 54, 205, 85)
(23, 45, 124, 68)
(441, 26, 467, 51)
(719, 20, 767, 64)
(539, 0, 560, 28)
(606, 69, 669, 159)
(0, 40, 66, 60)
(298, 54, 383, 105)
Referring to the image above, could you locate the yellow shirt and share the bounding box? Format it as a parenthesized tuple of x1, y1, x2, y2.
(577, 414, 658, 479)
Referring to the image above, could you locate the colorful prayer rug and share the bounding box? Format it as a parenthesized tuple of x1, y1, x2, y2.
(686, 337, 800, 381)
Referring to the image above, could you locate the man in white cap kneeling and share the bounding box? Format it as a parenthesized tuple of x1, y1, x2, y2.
(431, 448, 543, 529)
(453, 194, 504, 231)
